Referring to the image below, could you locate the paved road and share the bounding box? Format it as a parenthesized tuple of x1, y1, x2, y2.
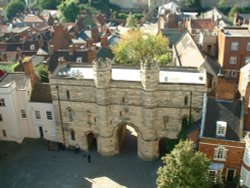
(0, 137, 162, 188)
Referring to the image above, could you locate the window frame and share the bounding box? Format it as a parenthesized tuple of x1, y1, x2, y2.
(20, 109, 27, 119)
(34, 110, 41, 120)
(216, 121, 227, 137)
(76, 57, 82, 63)
(70, 130, 75, 141)
(214, 146, 228, 161)
(46, 111, 53, 120)
(245, 56, 250, 64)
(30, 44, 35, 50)
(229, 56, 237, 65)
(209, 169, 223, 183)
(231, 42, 239, 51)
(2, 130, 6, 137)
(247, 42, 250, 51)
(68, 108, 73, 122)
(0, 98, 5, 107)
(0, 114, 3, 121)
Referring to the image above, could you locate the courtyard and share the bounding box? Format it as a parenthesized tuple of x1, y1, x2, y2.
(0, 134, 161, 188)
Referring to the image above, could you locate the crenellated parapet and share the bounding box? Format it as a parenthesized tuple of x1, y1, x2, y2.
(93, 58, 112, 88)
(140, 58, 159, 91)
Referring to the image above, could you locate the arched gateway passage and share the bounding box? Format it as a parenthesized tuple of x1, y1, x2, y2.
(115, 123, 139, 154)
(87, 132, 97, 151)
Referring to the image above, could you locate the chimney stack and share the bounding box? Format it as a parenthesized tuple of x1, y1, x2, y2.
(86, 38, 94, 49)
(100, 35, 108, 47)
(22, 57, 39, 88)
(91, 28, 99, 42)
(58, 57, 66, 65)
(88, 46, 96, 63)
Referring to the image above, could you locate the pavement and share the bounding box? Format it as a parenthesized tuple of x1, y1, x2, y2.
(0, 134, 162, 188)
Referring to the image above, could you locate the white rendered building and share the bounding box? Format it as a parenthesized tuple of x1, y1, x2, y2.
(0, 72, 35, 143)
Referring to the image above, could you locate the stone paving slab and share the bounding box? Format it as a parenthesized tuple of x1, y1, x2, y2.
(0, 139, 161, 188)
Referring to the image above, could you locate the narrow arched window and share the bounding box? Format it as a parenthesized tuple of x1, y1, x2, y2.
(184, 96, 188, 106)
(66, 90, 70, 100)
(68, 109, 73, 122)
(70, 130, 75, 141)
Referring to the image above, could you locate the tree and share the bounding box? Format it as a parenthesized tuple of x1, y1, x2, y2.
(112, 30, 171, 65)
(58, 0, 79, 22)
(183, 0, 200, 9)
(5, 0, 25, 20)
(157, 140, 211, 188)
(217, 0, 227, 8)
(126, 13, 138, 28)
(34, 64, 49, 82)
(36, 0, 60, 10)
(229, 5, 240, 21)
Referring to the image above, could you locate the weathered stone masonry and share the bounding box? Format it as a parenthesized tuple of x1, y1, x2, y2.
(50, 59, 206, 160)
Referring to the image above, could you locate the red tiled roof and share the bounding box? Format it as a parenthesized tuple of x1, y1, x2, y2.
(23, 14, 44, 23)
(190, 19, 216, 30)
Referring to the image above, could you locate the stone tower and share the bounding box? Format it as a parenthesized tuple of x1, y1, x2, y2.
(93, 58, 113, 155)
(139, 59, 159, 159)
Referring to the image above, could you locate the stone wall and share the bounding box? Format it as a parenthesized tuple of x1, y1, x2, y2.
(50, 62, 206, 160)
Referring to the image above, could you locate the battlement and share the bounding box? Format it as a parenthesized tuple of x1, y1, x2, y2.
(93, 58, 112, 71)
(140, 58, 159, 73)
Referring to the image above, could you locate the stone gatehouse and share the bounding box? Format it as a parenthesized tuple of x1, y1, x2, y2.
(50, 58, 206, 160)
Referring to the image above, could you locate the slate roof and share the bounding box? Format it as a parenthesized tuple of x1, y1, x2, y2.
(48, 50, 88, 72)
(77, 31, 90, 40)
(97, 47, 114, 59)
(30, 83, 52, 103)
(0, 72, 28, 89)
(202, 54, 222, 76)
(161, 28, 185, 45)
(203, 98, 242, 141)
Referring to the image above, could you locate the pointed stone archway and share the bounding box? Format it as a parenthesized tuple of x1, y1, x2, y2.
(158, 137, 168, 157)
(114, 122, 141, 155)
(82, 132, 98, 152)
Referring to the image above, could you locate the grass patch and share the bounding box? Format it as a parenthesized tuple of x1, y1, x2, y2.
(0, 62, 19, 73)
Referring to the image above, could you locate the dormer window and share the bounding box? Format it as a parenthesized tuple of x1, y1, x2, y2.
(216, 121, 227, 137)
(30, 44, 35, 50)
(76, 57, 82, 63)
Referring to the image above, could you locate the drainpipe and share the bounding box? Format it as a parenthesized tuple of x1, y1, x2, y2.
(200, 93, 207, 137)
(56, 85, 66, 148)
(189, 91, 193, 125)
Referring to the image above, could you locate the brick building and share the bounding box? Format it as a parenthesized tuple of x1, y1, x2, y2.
(199, 97, 244, 183)
(218, 27, 250, 78)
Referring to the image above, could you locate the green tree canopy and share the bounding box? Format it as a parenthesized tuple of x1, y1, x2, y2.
(58, 0, 79, 22)
(229, 5, 240, 21)
(183, 0, 200, 9)
(5, 0, 26, 20)
(112, 30, 171, 65)
(217, 0, 227, 8)
(126, 13, 138, 28)
(34, 64, 49, 83)
(157, 140, 211, 188)
(36, 0, 61, 10)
